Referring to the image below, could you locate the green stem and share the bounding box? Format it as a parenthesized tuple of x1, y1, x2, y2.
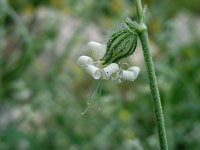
(134, 0, 168, 149)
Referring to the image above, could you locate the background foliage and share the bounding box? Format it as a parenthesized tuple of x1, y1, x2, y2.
(0, 0, 200, 150)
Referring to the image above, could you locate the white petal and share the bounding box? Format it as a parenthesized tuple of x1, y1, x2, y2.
(86, 65, 102, 80)
(102, 63, 119, 80)
(128, 66, 140, 78)
(76, 56, 94, 68)
(87, 41, 106, 60)
(120, 70, 137, 81)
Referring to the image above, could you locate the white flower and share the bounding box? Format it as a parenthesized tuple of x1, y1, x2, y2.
(77, 41, 140, 83)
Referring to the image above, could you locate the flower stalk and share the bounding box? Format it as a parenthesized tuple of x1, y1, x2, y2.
(133, 0, 168, 149)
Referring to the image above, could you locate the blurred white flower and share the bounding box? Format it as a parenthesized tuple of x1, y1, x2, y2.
(76, 41, 140, 83)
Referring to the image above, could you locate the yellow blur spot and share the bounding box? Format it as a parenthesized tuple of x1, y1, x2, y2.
(118, 109, 131, 123)
(25, 4, 34, 15)
(150, 19, 161, 33)
(123, 129, 136, 139)
(111, 0, 123, 14)
(63, 6, 72, 15)
(102, 16, 112, 28)
(51, 0, 62, 8)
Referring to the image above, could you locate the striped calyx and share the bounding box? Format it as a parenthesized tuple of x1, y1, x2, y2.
(101, 23, 138, 65)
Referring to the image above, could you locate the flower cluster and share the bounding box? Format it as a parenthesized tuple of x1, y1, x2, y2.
(76, 41, 140, 83)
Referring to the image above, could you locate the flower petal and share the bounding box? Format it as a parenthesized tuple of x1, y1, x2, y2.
(86, 65, 102, 80)
(119, 70, 136, 81)
(128, 66, 140, 78)
(87, 41, 106, 60)
(102, 63, 119, 80)
(76, 55, 94, 68)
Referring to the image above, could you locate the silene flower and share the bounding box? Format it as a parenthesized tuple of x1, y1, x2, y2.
(76, 41, 140, 83)
(77, 19, 142, 115)
(77, 18, 141, 83)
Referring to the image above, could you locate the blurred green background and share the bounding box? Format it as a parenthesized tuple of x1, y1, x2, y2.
(0, 0, 200, 150)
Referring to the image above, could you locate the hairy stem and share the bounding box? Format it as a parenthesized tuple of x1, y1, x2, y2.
(134, 0, 168, 149)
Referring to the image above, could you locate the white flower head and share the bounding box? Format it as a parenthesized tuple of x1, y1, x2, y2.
(77, 41, 140, 83)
